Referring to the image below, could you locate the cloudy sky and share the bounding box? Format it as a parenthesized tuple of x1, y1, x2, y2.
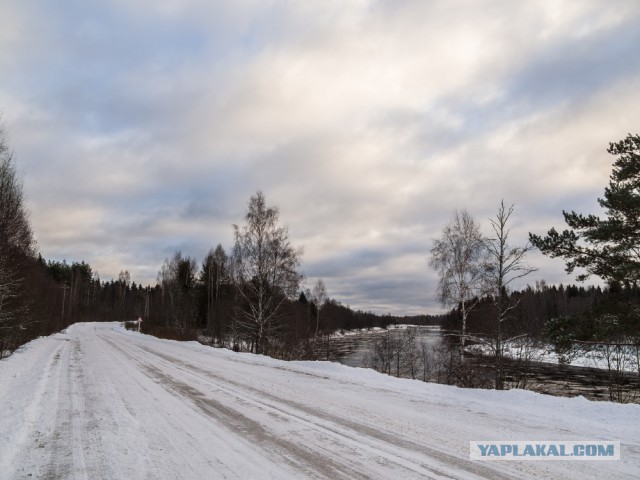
(1, 1, 639, 315)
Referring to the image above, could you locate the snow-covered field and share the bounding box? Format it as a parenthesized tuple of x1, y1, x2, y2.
(465, 339, 640, 373)
(0, 323, 638, 479)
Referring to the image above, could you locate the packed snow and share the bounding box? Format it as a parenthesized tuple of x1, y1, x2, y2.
(0, 322, 638, 479)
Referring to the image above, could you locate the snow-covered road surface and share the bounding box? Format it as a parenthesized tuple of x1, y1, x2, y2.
(1, 323, 638, 479)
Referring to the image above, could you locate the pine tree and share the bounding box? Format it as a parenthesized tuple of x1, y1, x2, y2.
(530, 134, 640, 284)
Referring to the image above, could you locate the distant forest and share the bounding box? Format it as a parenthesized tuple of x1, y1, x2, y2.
(4, 252, 631, 362)
(7, 247, 638, 359)
(442, 281, 640, 343)
(2, 253, 445, 359)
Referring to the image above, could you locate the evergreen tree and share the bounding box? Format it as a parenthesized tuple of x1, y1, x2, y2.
(530, 134, 640, 284)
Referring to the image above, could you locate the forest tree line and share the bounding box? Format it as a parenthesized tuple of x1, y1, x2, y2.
(2, 246, 415, 360)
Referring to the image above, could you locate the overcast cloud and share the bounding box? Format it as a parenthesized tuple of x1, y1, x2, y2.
(1, 1, 639, 314)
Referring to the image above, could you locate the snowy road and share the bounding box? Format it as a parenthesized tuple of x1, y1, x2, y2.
(1, 323, 638, 479)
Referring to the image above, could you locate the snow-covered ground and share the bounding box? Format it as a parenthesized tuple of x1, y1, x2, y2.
(1, 323, 638, 479)
(330, 324, 427, 338)
(465, 339, 640, 373)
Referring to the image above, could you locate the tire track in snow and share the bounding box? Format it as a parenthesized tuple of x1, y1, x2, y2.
(10, 334, 115, 479)
(50, 335, 114, 479)
(102, 335, 367, 479)
(43, 338, 85, 480)
(96, 332, 309, 479)
(143, 363, 368, 479)
(0, 338, 69, 478)
(105, 333, 516, 480)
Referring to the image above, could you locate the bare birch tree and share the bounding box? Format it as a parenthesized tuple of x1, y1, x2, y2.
(310, 279, 327, 339)
(232, 191, 303, 354)
(429, 210, 486, 349)
(483, 201, 537, 389)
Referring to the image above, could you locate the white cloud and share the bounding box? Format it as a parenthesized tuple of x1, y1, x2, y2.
(1, 0, 639, 313)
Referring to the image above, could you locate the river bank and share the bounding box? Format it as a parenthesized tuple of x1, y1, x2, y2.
(327, 325, 640, 402)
